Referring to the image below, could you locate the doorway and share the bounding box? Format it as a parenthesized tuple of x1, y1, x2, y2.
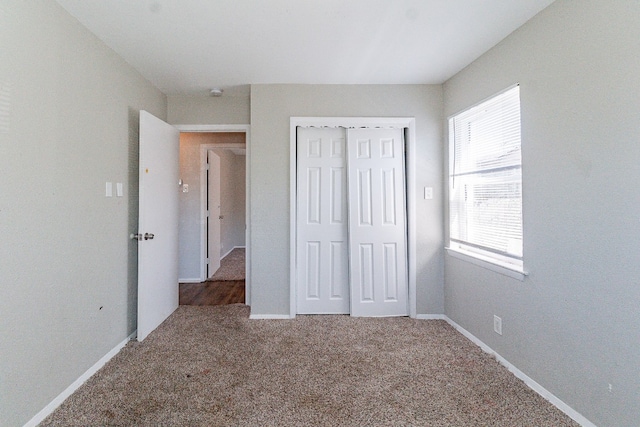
(290, 117, 417, 318)
(205, 147, 246, 279)
(176, 125, 251, 305)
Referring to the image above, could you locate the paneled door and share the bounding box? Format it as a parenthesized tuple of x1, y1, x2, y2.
(296, 126, 408, 317)
(347, 128, 408, 316)
(296, 127, 349, 314)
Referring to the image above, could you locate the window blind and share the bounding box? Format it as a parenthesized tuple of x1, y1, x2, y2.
(449, 86, 522, 267)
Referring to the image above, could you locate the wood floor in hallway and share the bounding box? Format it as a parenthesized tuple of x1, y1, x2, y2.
(179, 281, 245, 306)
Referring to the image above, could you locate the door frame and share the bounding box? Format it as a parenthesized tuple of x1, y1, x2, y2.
(289, 117, 417, 318)
(176, 124, 251, 305)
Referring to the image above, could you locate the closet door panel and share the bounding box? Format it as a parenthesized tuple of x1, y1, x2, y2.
(348, 128, 408, 317)
(296, 127, 349, 314)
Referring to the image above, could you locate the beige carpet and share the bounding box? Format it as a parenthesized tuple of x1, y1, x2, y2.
(207, 248, 245, 281)
(41, 305, 578, 426)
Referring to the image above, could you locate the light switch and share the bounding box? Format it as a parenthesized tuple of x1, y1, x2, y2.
(105, 182, 113, 197)
(116, 182, 123, 197)
(424, 187, 433, 200)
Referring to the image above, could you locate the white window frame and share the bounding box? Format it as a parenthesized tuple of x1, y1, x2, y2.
(446, 85, 527, 280)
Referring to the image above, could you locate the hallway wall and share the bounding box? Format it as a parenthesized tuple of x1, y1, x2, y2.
(212, 148, 246, 257)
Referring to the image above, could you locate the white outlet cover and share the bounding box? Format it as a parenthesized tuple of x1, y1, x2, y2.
(424, 187, 433, 199)
(493, 315, 503, 335)
(182, 184, 189, 193)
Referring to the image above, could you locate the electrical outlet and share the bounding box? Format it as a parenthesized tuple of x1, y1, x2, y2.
(493, 315, 503, 335)
(182, 184, 189, 193)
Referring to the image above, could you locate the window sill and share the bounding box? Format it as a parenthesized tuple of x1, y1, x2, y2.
(445, 247, 528, 281)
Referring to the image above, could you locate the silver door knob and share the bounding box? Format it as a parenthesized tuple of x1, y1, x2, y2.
(144, 233, 155, 240)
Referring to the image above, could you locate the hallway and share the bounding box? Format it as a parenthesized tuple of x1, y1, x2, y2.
(179, 280, 245, 305)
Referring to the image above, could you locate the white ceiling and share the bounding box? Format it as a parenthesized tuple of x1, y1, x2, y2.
(55, 0, 555, 96)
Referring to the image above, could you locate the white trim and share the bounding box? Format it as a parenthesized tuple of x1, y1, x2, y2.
(446, 247, 527, 281)
(178, 277, 203, 283)
(404, 124, 417, 318)
(220, 250, 229, 261)
(23, 331, 136, 427)
(249, 314, 295, 320)
(289, 122, 297, 318)
(24, 316, 595, 427)
(446, 83, 520, 120)
(415, 314, 447, 320)
(441, 317, 597, 427)
(291, 117, 418, 128)
(176, 124, 251, 305)
(289, 117, 417, 319)
(222, 245, 246, 259)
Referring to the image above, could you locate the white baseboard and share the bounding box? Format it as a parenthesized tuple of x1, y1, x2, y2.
(441, 317, 596, 427)
(220, 249, 233, 259)
(23, 331, 136, 427)
(179, 278, 203, 283)
(25, 316, 595, 427)
(221, 246, 246, 260)
(415, 314, 447, 320)
(249, 314, 294, 320)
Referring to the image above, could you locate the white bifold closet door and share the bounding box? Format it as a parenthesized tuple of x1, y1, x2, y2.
(347, 128, 408, 317)
(296, 127, 350, 314)
(296, 126, 408, 317)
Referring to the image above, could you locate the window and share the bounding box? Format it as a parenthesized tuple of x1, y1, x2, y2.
(448, 85, 523, 274)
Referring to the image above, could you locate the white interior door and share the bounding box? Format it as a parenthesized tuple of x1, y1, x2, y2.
(347, 128, 408, 317)
(207, 150, 221, 277)
(137, 111, 180, 341)
(296, 127, 349, 314)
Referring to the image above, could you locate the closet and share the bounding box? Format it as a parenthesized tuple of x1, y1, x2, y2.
(296, 126, 408, 316)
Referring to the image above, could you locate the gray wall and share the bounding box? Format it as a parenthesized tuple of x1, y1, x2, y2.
(168, 94, 250, 125)
(249, 84, 444, 316)
(6, 1, 629, 425)
(442, 1, 640, 426)
(178, 132, 246, 280)
(212, 148, 246, 257)
(0, 1, 166, 426)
